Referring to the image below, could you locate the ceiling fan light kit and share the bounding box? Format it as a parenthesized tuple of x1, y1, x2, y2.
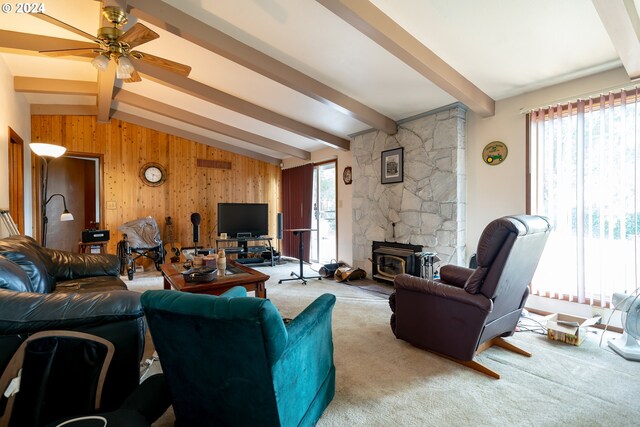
(91, 54, 110, 71)
(37, 6, 191, 83)
(116, 55, 134, 79)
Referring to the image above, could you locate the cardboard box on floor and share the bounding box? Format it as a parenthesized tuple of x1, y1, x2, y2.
(545, 313, 601, 346)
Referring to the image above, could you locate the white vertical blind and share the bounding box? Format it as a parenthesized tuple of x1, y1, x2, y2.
(529, 89, 639, 305)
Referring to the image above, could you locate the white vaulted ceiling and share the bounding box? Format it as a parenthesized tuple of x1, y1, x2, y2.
(0, 0, 636, 164)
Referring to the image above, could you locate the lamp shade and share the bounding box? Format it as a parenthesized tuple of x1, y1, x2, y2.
(60, 210, 74, 222)
(30, 143, 66, 158)
(116, 55, 134, 79)
(91, 54, 110, 71)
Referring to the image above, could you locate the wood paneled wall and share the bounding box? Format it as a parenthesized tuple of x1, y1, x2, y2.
(31, 116, 282, 254)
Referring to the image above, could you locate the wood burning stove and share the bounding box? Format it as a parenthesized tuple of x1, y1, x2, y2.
(371, 241, 439, 283)
(371, 241, 422, 283)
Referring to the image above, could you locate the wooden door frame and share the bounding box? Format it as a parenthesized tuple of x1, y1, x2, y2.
(8, 127, 24, 233)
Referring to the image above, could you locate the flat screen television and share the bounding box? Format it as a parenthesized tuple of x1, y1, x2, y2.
(218, 203, 269, 238)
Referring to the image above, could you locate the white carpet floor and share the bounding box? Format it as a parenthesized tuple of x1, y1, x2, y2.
(126, 261, 640, 426)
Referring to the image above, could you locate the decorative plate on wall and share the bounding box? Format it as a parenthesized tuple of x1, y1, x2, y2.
(343, 166, 352, 185)
(482, 141, 508, 165)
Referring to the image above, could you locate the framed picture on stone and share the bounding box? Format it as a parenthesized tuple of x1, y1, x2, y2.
(381, 147, 404, 184)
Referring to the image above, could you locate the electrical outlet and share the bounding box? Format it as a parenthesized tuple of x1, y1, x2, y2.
(106, 201, 117, 210)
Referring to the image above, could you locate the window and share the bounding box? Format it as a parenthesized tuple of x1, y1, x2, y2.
(528, 89, 639, 306)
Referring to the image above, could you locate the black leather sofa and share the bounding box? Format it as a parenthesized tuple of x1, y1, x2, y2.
(0, 235, 146, 414)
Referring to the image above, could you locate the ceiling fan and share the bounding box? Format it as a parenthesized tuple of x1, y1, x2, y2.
(35, 5, 191, 82)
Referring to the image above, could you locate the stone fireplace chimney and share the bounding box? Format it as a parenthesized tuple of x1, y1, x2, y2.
(351, 104, 467, 276)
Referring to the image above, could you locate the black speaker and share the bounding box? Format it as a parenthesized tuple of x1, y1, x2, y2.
(190, 212, 201, 243)
(277, 213, 283, 239)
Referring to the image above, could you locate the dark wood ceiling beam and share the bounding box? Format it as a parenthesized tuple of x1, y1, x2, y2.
(593, 0, 640, 80)
(132, 60, 350, 150)
(127, 0, 397, 134)
(110, 109, 281, 164)
(316, 0, 495, 117)
(14, 76, 97, 95)
(114, 90, 311, 159)
(31, 104, 98, 115)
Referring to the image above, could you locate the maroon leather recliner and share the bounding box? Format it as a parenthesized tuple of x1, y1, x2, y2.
(389, 215, 551, 378)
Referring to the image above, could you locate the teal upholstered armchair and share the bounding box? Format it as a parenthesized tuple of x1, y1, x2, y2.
(141, 287, 336, 427)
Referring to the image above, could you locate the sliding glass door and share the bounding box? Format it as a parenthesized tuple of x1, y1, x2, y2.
(528, 89, 639, 306)
(310, 161, 337, 264)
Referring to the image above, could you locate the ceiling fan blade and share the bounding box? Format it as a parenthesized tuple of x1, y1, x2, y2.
(39, 48, 97, 58)
(132, 51, 191, 77)
(32, 13, 100, 43)
(117, 23, 159, 48)
(123, 70, 142, 83)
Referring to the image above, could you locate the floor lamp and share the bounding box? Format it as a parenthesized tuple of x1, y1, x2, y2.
(29, 143, 74, 247)
(42, 193, 74, 247)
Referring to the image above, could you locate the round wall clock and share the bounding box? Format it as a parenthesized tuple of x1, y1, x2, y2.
(482, 141, 508, 166)
(140, 162, 167, 186)
(343, 166, 353, 185)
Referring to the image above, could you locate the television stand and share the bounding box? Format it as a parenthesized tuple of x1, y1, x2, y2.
(215, 236, 275, 267)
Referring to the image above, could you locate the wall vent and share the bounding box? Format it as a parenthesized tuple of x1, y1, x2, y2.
(196, 159, 232, 170)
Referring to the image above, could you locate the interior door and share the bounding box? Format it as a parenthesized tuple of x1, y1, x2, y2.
(46, 156, 98, 252)
(310, 161, 337, 264)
